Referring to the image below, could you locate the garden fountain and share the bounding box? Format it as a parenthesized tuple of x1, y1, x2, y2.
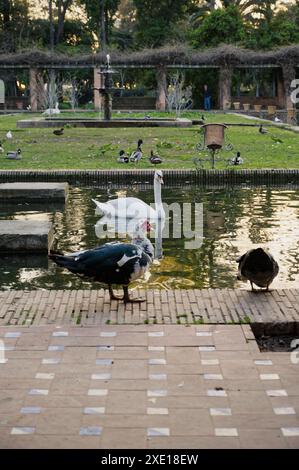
(94, 54, 118, 121)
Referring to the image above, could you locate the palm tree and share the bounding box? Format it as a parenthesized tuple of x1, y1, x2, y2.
(190, 0, 282, 26)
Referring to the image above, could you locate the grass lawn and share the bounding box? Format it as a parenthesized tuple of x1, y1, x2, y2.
(0, 111, 298, 170)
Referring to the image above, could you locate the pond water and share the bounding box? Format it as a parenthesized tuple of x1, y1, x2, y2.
(1, 185, 299, 291)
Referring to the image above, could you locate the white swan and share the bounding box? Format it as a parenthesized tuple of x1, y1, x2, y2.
(43, 102, 60, 115)
(92, 170, 165, 220)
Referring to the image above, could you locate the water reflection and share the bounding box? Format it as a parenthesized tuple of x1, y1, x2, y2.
(0, 186, 299, 290)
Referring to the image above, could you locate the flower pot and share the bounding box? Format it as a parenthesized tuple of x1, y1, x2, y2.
(287, 107, 296, 124)
(267, 105, 276, 116)
(203, 124, 227, 151)
(233, 102, 240, 110)
(16, 100, 23, 110)
(243, 103, 250, 112)
(254, 104, 262, 112)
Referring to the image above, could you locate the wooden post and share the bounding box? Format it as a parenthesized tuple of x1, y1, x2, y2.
(219, 67, 232, 111)
(29, 68, 38, 111)
(156, 67, 167, 111)
(94, 68, 103, 111)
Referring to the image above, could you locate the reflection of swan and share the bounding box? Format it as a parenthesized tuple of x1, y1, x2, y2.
(43, 102, 60, 115)
(92, 170, 165, 220)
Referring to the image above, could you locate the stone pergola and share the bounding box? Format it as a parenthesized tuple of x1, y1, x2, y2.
(0, 44, 297, 113)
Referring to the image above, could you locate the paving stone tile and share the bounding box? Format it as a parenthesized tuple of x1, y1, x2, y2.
(35, 373, 55, 380)
(111, 360, 148, 379)
(149, 374, 167, 381)
(148, 359, 166, 365)
(215, 428, 238, 437)
(260, 374, 280, 381)
(28, 389, 49, 396)
(266, 390, 288, 397)
(106, 391, 146, 414)
(201, 359, 220, 365)
(147, 436, 241, 449)
(147, 390, 167, 397)
(273, 407, 296, 415)
(11, 427, 35, 435)
(34, 409, 82, 435)
(5, 332, 21, 338)
(91, 373, 111, 380)
(102, 428, 146, 449)
(238, 429, 288, 449)
(207, 389, 227, 397)
(51, 376, 90, 395)
(210, 408, 232, 416)
(80, 426, 102, 436)
(229, 391, 273, 414)
(147, 408, 169, 415)
(95, 359, 113, 366)
(169, 409, 214, 436)
(0, 434, 102, 449)
(83, 407, 105, 415)
(87, 389, 108, 396)
(281, 427, 299, 437)
(147, 427, 170, 436)
(20, 407, 42, 414)
(204, 374, 223, 380)
(48, 346, 64, 352)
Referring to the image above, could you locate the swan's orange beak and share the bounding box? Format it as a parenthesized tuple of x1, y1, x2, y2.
(160, 177, 164, 185)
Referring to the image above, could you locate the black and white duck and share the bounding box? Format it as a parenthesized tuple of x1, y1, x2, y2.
(49, 220, 154, 303)
(130, 139, 143, 163)
(7, 149, 22, 160)
(53, 128, 64, 136)
(236, 248, 279, 292)
(229, 151, 243, 166)
(149, 151, 162, 165)
(259, 124, 268, 135)
(118, 150, 129, 163)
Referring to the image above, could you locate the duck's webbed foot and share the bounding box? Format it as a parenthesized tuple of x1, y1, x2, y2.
(123, 286, 145, 303)
(108, 285, 124, 301)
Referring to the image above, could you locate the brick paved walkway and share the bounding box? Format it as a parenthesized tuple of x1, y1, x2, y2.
(0, 324, 299, 449)
(1, 289, 299, 326)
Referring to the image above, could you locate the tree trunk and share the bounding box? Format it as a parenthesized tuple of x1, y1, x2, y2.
(99, 0, 107, 51)
(56, 0, 72, 45)
(2, 0, 10, 26)
(49, 0, 55, 51)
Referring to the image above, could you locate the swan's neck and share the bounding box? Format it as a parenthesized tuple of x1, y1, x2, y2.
(154, 180, 162, 208)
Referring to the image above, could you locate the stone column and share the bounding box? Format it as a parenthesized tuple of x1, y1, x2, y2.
(276, 69, 285, 109)
(282, 64, 297, 110)
(156, 67, 167, 111)
(29, 68, 38, 111)
(281, 64, 297, 123)
(94, 68, 103, 111)
(219, 67, 232, 111)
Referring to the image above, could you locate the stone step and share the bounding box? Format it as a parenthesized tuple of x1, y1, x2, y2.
(0, 220, 54, 253)
(0, 183, 68, 202)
